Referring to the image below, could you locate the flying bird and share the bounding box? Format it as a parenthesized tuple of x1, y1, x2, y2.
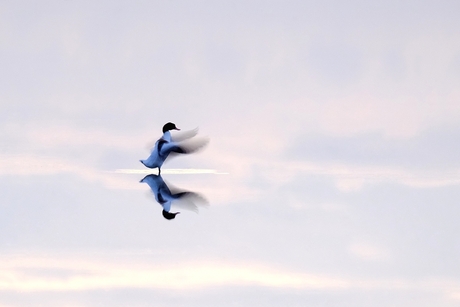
(140, 122, 208, 174)
(140, 174, 208, 220)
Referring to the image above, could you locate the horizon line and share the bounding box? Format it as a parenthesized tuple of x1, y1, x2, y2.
(112, 168, 229, 175)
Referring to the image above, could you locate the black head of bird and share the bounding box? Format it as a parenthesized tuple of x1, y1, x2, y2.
(162, 210, 180, 220)
(163, 122, 180, 133)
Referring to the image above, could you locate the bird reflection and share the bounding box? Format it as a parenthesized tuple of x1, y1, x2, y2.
(140, 174, 208, 220)
(140, 122, 209, 174)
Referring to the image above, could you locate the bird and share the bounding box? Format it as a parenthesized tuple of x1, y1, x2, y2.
(140, 122, 183, 174)
(140, 174, 207, 220)
(140, 122, 208, 174)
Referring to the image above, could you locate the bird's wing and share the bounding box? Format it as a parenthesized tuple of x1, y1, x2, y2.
(171, 191, 209, 213)
(173, 190, 209, 213)
(172, 199, 199, 213)
(171, 127, 199, 142)
(145, 139, 158, 153)
(158, 141, 186, 157)
(163, 137, 210, 162)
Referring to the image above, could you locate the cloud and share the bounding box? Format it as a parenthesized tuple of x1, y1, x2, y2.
(280, 125, 460, 191)
(0, 253, 349, 292)
(200, 141, 460, 194)
(0, 155, 140, 190)
(0, 252, 459, 301)
(348, 242, 391, 261)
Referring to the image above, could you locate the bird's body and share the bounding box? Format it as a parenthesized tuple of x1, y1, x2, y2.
(140, 138, 184, 170)
(140, 122, 207, 174)
(140, 122, 183, 173)
(162, 130, 172, 142)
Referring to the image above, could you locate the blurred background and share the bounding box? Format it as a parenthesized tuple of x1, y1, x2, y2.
(1, 1, 460, 306)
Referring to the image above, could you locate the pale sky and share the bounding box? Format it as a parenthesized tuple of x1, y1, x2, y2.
(1, 1, 460, 306)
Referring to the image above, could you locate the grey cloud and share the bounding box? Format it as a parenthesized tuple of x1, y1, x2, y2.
(307, 45, 364, 86)
(289, 125, 460, 170)
(450, 53, 460, 79)
(204, 45, 245, 81)
(381, 49, 407, 83)
(0, 282, 457, 307)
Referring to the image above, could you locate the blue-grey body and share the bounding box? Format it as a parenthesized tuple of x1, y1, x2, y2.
(140, 136, 183, 169)
(140, 123, 183, 172)
(140, 174, 180, 212)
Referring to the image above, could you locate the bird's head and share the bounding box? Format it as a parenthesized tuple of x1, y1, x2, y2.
(163, 122, 180, 133)
(162, 210, 180, 220)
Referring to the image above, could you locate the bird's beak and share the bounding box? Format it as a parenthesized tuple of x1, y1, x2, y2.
(175, 128, 181, 131)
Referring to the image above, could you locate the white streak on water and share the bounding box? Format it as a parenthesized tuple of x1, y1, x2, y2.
(113, 169, 229, 175)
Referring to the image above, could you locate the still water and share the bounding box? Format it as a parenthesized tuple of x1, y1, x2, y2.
(1, 155, 459, 306)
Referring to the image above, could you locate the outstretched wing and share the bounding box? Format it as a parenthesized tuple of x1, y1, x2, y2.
(158, 141, 187, 158)
(171, 127, 199, 142)
(164, 137, 210, 162)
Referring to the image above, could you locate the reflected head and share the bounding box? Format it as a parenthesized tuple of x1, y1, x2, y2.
(162, 210, 180, 220)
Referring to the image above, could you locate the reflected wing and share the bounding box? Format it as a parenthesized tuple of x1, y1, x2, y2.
(171, 191, 209, 213)
(172, 199, 199, 213)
